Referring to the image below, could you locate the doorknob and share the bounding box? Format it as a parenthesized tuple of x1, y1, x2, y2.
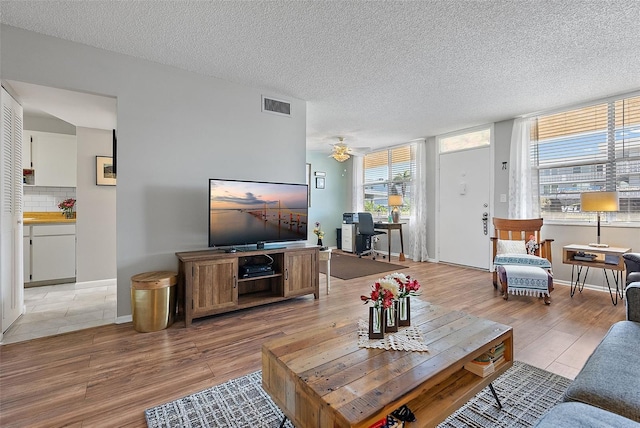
(482, 212, 489, 235)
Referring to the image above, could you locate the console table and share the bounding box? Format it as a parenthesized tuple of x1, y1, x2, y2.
(562, 244, 632, 306)
(262, 304, 513, 428)
(374, 222, 406, 262)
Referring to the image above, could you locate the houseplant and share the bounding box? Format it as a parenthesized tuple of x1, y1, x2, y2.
(58, 198, 76, 219)
(385, 273, 421, 326)
(313, 222, 325, 247)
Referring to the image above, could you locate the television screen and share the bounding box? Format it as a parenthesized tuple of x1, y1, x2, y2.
(209, 179, 308, 248)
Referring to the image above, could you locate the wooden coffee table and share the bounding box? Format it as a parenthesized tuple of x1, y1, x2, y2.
(262, 303, 513, 428)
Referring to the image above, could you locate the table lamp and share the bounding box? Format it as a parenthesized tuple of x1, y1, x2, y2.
(581, 191, 619, 248)
(388, 195, 403, 223)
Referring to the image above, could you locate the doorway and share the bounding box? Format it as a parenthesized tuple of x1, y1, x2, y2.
(437, 126, 493, 269)
(1, 81, 117, 344)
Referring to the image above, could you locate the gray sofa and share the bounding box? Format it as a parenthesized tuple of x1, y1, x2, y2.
(535, 282, 640, 427)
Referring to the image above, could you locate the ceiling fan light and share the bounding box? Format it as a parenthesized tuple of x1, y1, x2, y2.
(332, 152, 350, 162)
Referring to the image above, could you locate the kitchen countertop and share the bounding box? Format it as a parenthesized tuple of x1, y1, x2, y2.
(23, 212, 76, 225)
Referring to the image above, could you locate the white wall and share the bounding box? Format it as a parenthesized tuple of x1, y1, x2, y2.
(1, 25, 306, 317)
(76, 127, 116, 283)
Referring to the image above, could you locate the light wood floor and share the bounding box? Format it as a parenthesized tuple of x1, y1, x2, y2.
(0, 255, 626, 427)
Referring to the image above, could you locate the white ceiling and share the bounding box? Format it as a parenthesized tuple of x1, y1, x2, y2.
(2, 1, 640, 153)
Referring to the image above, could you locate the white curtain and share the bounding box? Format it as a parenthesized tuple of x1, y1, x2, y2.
(352, 156, 364, 213)
(410, 139, 429, 261)
(509, 118, 539, 219)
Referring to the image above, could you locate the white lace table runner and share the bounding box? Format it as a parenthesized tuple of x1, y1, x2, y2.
(357, 319, 429, 352)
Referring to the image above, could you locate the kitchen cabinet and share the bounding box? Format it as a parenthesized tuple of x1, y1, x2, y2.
(25, 131, 77, 187)
(24, 224, 76, 284)
(22, 132, 32, 169)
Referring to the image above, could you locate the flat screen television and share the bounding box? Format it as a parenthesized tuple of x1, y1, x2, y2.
(208, 178, 309, 249)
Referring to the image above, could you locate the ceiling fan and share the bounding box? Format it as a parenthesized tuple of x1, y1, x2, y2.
(329, 137, 369, 162)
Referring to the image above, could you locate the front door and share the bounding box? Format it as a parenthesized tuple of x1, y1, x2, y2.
(438, 144, 492, 269)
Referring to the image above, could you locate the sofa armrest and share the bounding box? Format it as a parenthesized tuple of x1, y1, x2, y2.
(626, 282, 640, 322)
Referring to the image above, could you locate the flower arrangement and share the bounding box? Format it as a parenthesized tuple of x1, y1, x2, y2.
(384, 273, 421, 298)
(313, 222, 325, 239)
(360, 277, 399, 309)
(58, 198, 76, 217)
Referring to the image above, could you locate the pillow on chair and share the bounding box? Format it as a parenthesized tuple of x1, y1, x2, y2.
(497, 239, 527, 255)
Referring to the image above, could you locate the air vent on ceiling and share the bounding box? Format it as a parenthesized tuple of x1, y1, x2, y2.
(262, 95, 291, 117)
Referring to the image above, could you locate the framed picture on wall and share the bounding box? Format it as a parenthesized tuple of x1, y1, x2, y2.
(316, 177, 325, 189)
(96, 156, 116, 186)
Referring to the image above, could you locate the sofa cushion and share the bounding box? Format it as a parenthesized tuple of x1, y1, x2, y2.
(563, 321, 640, 422)
(534, 402, 640, 428)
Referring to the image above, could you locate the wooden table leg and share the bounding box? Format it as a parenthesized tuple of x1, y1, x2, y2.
(399, 226, 405, 261)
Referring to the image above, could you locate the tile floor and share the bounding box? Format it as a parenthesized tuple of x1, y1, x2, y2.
(0, 281, 116, 345)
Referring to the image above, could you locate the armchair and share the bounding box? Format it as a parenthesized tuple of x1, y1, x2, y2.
(491, 218, 554, 304)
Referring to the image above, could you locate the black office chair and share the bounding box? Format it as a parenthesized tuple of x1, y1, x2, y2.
(356, 212, 386, 259)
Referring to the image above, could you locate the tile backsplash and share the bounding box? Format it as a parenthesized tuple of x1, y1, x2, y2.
(23, 187, 76, 212)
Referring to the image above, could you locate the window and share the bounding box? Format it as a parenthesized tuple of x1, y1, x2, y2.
(363, 146, 416, 219)
(439, 128, 490, 153)
(531, 94, 640, 222)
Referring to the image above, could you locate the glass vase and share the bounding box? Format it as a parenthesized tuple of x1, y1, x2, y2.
(64, 211, 75, 219)
(317, 238, 323, 247)
(398, 296, 411, 326)
(368, 306, 385, 339)
(385, 300, 399, 333)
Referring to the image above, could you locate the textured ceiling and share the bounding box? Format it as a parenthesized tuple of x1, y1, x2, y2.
(2, 1, 640, 153)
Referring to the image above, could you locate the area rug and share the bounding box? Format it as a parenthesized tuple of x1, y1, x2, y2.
(319, 252, 406, 280)
(145, 361, 572, 428)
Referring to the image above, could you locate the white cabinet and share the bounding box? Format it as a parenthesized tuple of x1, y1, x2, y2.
(22, 132, 32, 169)
(341, 224, 356, 253)
(25, 224, 76, 283)
(26, 131, 77, 187)
(23, 228, 30, 283)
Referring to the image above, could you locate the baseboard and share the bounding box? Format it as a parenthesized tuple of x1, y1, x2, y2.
(75, 278, 117, 288)
(115, 315, 133, 324)
(553, 280, 620, 294)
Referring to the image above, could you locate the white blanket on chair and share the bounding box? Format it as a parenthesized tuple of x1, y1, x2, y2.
(502, 265, 550, 297)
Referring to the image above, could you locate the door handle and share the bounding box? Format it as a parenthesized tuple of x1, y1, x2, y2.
(482, 212, 489, 236)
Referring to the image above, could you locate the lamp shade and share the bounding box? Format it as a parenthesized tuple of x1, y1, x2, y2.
(388, 195, 403, 207)
(581, 191, 619, 212)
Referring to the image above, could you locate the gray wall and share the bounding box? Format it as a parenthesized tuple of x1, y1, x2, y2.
(23, 114, 76, 135)
(1, 25, 306, 317)
(493, 119, 513, 219)
(76, 127, 116, 283)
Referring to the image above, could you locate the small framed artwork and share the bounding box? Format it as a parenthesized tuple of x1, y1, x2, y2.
(96, 156, 116, 186)
(316, 177, 325, 189)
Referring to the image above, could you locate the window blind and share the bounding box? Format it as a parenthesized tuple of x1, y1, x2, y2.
(363, 146, 416, 216)
(531, 94, 640, 222)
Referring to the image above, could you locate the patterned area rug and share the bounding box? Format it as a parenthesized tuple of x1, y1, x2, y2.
(145, 361, 571, 428)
